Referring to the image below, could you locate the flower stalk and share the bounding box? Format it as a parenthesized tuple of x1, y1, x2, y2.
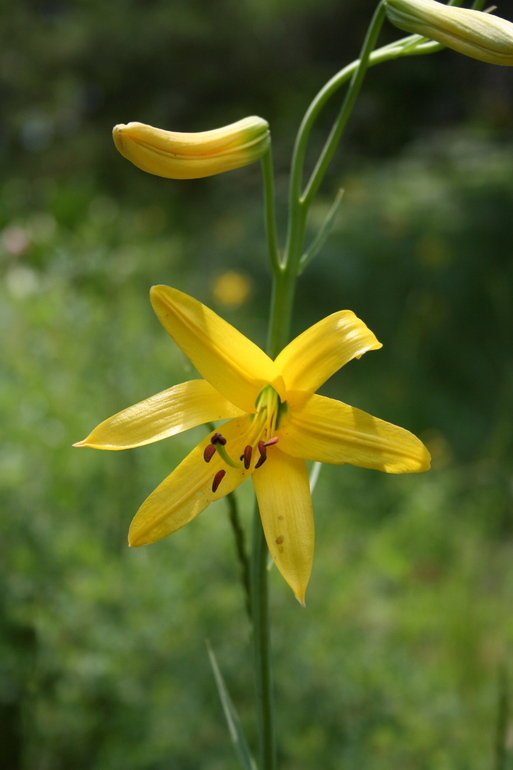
(250, 505, 276, 770)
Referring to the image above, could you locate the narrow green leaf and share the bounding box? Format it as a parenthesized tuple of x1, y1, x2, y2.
(206, 639, 258, 770)
(299, 188, 344, 274)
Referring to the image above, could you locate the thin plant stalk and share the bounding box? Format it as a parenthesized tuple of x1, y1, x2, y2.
(250, 503, 276, 770)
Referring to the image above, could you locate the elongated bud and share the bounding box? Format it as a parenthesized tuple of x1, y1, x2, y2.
(112, 116, 270, 179)
(385, 0, 513, 66)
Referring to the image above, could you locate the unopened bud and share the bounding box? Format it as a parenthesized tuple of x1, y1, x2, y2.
(386, 0, 513, 66)
(112, 116, 270, 179)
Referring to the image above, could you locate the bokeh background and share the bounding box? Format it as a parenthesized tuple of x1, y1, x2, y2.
(2, 0, 513, 768)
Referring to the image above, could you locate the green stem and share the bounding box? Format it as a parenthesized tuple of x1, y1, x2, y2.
(225, 491, 252, 623)
(250, 502, 276, 770)
(250, 181, 309, 770)
(282, 5, 464, 271)
(261, 148, 281, 275)
(267, 267, 298, 358)
(302, 0, 387, 207)
(293, 0, 487, 210)
(251, 164, 304, 770)
(250, 13, 393, 768)
(283, 2, 387, 272)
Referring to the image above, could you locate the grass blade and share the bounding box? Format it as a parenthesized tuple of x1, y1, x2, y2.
(206, 639, 258, 770)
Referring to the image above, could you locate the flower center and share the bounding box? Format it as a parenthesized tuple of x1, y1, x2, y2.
(204, 385, 282, 491)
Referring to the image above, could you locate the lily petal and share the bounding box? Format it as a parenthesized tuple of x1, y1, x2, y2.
(275, 310, 382, 393)
(129, 416, 254, 546)
(252, 448, 314, 605)
(150, 285, 286, 413)
(279, 392, 431, 473)
(74, 379, 244, 450)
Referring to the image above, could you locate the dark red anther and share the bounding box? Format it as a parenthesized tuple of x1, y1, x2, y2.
(264, 437, 279, 447)
(212, 469, 226, 493)
(211, 432, 227, 445)
(242, 445, 252, 470)
(254, 440, 267, 469)
(203, 444, 216, 463)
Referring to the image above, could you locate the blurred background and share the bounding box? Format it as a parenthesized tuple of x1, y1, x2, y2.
(2, 0, 513, 768)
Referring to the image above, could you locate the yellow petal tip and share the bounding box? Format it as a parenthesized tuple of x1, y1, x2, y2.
(128, 521, 152, 548)
(415, 443, 432, 473)
(293, 588, 307, 607)
(112, 123, 131, 158)
(149, 284, 167, 301)
(128, 531, 142, 548)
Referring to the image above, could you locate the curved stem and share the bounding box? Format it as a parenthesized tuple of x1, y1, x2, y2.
(302, 0, 387, 207)
(292, 0, 486, 212)
(282, 7, 463, 273)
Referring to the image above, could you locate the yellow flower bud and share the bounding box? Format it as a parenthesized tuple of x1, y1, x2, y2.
(385, 0, 513, 66)
(112, 116, 270, 179)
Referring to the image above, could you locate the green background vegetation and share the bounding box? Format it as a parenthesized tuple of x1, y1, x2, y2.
(2, 0, 513, 767)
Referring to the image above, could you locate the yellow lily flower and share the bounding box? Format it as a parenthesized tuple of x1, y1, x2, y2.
(112, 117, 270, 179)
(75, 286, 430, 604)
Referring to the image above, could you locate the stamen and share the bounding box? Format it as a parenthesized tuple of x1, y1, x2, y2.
(212, 469, 226, 493)
(263, 437, 279, 447)
(240, 445, 252, 470)
(203, 444, 216, 463)
(211, 432, 227, 446)
(254, 440, 267, 469)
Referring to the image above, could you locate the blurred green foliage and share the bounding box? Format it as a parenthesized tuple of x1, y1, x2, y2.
(2, 0, 513, 768)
